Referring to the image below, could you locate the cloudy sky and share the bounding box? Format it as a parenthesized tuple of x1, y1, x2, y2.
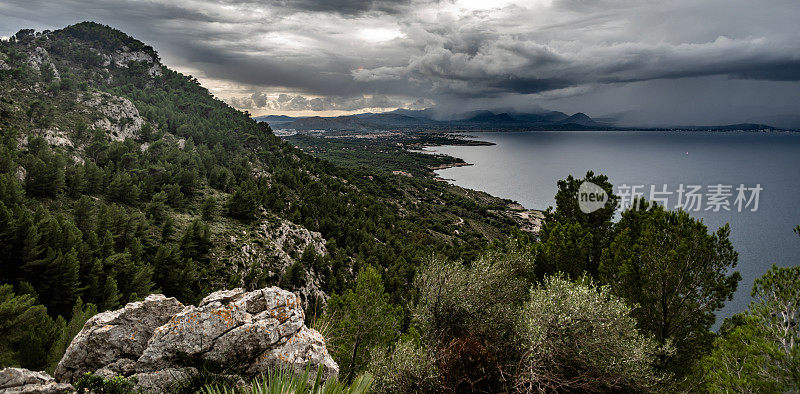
(2, 0, 799, 125)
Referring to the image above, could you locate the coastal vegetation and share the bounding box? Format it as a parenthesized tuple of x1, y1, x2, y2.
(0, 23, 797, 393)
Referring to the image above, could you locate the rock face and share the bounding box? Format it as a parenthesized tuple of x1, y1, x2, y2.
(54, 287, 338, 392)
(54, 294, 184, 383)
(26, 46, 58, 79)
(0, 368, 73, 393)
(82, 92, 147, 141)
(98, 46, 163, 77)
(226, 215, 330, 303)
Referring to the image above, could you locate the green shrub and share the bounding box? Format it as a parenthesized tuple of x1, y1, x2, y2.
(367, 336, 439, 393)
(75, 373, 138, 394)
(407, 248, 534, 391)
(515, 275, 666, 393)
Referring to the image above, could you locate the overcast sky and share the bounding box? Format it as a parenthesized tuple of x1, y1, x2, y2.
(2, 0, 799, 125)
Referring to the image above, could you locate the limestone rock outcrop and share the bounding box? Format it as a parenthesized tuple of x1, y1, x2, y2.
(82, 92, 147, 141)
(54, 287, 338, 392)
(54, 293, 184, 383)
(0, 368, 73, 393)
(225, 215, 330, 304)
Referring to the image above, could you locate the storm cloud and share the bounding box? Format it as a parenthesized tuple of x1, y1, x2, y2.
(1, 0, 799, 124)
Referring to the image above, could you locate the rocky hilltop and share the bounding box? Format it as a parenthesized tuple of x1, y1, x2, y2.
(0, 286, 336, 393)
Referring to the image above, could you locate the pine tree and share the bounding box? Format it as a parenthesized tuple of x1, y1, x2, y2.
(145, 191, 168, 222)
(72, 195, 95, 235)
(64, 164, 86, 197)
(24, 156, 65, 197)
(82, 160, 105, 194)
(0, 173, 24, 205)
(40, 249, 81, 318)
(0, 145, 15, 174)
(600, 202, 741, 376)
(226, 180, 261, 220)
(0, 202, 16, 279)
(0, 284, 57, 369)
(538, 171, 617, 278)
(98, 230, 115, 259)
(100, 276, 121, 311)
(162, 183, 184, 209)
(319, 265, 402, 381)
(45, 297, 97, 373)
(200, 195, 216, 220)
(179, 219, 211, 263)
(85, 258, 104, 305)
(107, 171, 137, 204)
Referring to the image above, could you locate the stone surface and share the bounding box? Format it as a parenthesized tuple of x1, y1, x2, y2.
(129, 367, 197, 393)
(247, 325, 338, 380)
(82, 92, 147, 141)
(0, 368, 73, 393)
(225, 216, 330, 304)
(54, 294, 184, 383)
(93, 358, 137, 379)
(54, 287, 338, 392)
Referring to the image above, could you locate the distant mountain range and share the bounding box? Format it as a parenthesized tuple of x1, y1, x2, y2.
(253, 108, 790, 132)
(254, 109, 605, 131)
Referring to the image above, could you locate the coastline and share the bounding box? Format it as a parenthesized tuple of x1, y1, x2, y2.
(429, 161, 473, 171)
(425, 136, 546, 234)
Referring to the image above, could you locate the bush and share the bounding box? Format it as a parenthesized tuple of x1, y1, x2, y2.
(74, 372, 138, 394)
(515, 275, 666, 393)
(368, 336, 439, 393)
(413, 249, 533, 345)
(410, 248, 534, 391)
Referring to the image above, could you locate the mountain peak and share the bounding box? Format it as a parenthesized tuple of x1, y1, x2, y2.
(558, 112, 600, 127)
(55, 21, 159, 62)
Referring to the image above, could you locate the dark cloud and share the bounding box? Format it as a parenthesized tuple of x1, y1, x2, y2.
(731, 61, 800, 82)
(276, 0, 413, 15)
(1, 0, 798, 121)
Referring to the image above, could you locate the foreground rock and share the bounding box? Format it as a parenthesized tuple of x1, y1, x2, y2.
(0, 368, 73, 393)
(54, 294, 185, 383)
(54, 287, 337, 392)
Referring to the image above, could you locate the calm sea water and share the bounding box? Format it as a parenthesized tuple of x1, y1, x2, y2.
(428, 130, 800, 322)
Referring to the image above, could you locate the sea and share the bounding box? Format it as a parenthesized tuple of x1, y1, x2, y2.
(426, 130, 800, 323)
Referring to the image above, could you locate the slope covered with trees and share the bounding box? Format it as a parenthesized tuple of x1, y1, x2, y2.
(0, 22, 522, 373)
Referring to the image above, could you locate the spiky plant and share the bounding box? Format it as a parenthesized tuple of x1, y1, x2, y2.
(200, 365, 374, 394)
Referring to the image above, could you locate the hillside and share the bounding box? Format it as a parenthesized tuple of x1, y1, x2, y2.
(0, 22, 532, 373)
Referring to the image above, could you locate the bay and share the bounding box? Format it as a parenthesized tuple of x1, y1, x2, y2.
(428, 130, 800, 320)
